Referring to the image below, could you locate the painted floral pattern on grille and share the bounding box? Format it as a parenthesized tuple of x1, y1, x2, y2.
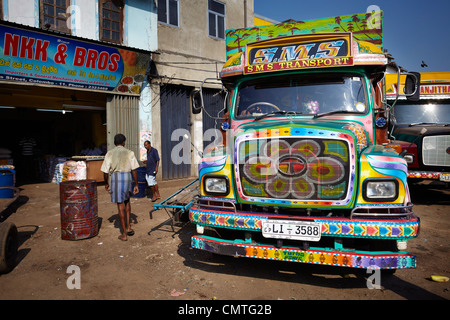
(238, 138, 350, 201)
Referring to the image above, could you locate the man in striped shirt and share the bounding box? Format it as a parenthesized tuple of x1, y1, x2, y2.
(101, 134, 139, 241)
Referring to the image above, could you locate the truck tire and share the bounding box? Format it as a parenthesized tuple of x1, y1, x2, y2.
(0, 222, 18, 274)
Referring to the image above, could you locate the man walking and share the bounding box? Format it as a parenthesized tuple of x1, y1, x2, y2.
(101, 134, 139, 241)
(143, 140, 160, 202)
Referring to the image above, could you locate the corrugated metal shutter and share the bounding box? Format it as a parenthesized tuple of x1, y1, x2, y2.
(106, 94, 140, 158)
(160, 84, 191, 180)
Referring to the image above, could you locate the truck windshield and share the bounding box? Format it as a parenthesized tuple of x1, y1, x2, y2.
(235, 73, 367, 118)
(392, 102, 450, 125)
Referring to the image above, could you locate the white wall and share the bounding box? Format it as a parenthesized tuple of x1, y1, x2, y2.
(7, 0, 38, 27)
(125, 0, 157, 51)
(70, 0, 98, 40)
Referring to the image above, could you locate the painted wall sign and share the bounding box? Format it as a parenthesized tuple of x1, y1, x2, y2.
(420, 84, 450, 95)
(0, 23, 149, 94)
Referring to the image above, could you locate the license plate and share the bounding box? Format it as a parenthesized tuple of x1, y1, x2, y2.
(262, 219, 322, 242)
(440, 173, 450, 182)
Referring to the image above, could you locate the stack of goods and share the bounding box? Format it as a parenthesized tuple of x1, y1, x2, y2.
(75, 161, 87, 180)
(56, 160, 87, 184)
(62, 161, 77, 181)
(53, 163, 64, 184)
(51, 157, 68, 183)
(39, 156, 67, 182)
(53, 156, 105, 184)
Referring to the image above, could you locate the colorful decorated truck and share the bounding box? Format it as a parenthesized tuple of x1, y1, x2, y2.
(386, 72, 450, 183)
(190, 12, 420, 271)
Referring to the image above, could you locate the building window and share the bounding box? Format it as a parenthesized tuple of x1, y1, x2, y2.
(158, 0, 179, 27)
(40, 0, 71, 34)
(99, 0, 124, 44)
(208, 0, 225, 40)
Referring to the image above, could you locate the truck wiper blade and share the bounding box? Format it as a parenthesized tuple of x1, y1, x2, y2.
(409, 122, 449, 126)
(254, 110, 303, 121)
(254, 110, 287, 121)
(313, 110, 356, 118)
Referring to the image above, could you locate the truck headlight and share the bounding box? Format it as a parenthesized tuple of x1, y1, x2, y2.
(363, 179, 398, 201)
(204, 176, 229, 195)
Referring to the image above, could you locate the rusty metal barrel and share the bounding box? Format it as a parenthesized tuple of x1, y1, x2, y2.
(60, 179, 98, 240)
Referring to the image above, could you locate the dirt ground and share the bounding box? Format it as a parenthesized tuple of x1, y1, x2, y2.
(0, 178, 449, 302)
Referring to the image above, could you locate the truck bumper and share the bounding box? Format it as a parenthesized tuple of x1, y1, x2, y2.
(191, 235, 417, 269)
(189, 207, 420, 269)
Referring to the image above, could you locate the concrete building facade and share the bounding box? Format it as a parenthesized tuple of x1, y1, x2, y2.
(152, 0, 254, 179)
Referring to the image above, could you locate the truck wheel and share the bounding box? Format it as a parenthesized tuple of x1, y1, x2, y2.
(0, 222, 18, 274)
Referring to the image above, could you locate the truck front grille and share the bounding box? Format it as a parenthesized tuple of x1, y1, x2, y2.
(236, 137, 353, 204)
(422, 135, 450, 167)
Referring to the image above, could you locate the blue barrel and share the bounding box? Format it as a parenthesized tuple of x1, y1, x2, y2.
(0, 169, 15, 199)
(132, 167, 147, 198)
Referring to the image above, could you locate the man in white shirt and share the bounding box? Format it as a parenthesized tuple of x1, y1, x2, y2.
(101, 134, 139, 241)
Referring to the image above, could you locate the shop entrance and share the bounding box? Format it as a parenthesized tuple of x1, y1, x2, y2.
(0, 84, 107, 184)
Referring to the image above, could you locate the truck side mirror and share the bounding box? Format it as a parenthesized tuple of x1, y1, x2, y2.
(404, 72, 421, 101)
(191, 90, 203, 114)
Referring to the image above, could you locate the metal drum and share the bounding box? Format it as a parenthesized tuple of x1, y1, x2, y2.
(60, 179, 98, 240)
(0, 169, 15, 199)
